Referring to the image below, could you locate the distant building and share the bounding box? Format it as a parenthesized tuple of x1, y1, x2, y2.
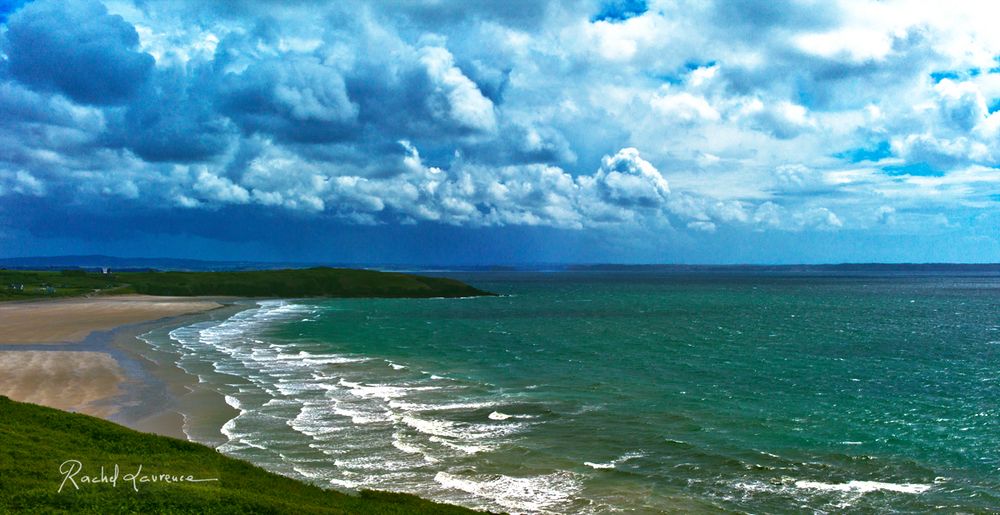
(101, 267, 110, 274)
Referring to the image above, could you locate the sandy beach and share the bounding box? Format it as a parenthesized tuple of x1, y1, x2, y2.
(0, 351, 125, 418)
(0, 295, 223, 344)
(0, 295, 232, 431)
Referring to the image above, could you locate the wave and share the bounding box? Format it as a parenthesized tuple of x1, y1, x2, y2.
(147, 299, 579, 513)
(434, 471, 582, 513)
(584, 451, 646, 470)
(794, 480, 932, 494)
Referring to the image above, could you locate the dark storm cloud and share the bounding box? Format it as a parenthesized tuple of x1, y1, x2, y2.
(109, 66, 235, 162)
(4, 0, 154, 105)
(217, 58, 359, 144)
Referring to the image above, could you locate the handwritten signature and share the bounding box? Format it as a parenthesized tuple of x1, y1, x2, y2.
(58, 459, 219, 493)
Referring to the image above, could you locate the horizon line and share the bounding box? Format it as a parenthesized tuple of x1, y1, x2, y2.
(2, 254, 1000, 269)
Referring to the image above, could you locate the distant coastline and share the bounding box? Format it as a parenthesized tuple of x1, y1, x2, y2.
(565, 263, 1000, 273)
(3, 254, 1000, 275)
(1, 267, 493, 302)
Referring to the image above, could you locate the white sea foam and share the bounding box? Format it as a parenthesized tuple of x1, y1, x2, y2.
(335, 456, 418, 471)
(303, 355, 369, 366)
(262, 399, 300, 407)
(329, 478, 361, 489)
(584, 451, 645, 470)
(794, 480, 932, 494)
(338, 379, 443, 401)
(224, 394, 242, 410)
(338, 379, 362, 389)
(488, 411, 512, 420)
(391, 433, 424, 455)
(389, 400, 496, 412)
(402, 415, 523, 441)
(291, 465, 326, 480)
(331, 404, 393, 424)
(289, 403, 344, 437)
(402, 415, 465, 439)
(428, 436, 494, 454)
(179, 412, 193, 441)
(219, 417, 267, 451)
(434, 471, 582, 513)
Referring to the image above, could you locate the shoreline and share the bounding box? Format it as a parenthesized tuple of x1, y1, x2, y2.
(0, 296, 254, 441)
(108, 302, 252, 441)
(0, 295, 227, 345)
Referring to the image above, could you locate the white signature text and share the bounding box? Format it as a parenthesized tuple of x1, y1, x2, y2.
(58, 459, 219, 493)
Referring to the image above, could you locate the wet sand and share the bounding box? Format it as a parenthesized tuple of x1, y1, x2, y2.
(0, 295, 244, 440)
(0, 350, 125, 418)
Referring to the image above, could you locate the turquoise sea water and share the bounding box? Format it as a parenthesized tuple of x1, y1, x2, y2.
(141, 272, 1000, 513)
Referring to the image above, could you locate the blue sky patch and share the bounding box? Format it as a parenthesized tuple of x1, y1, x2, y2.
(929, 71, 960, 83)
(835, 141, 892, 163)
(591, 0, 647, 23)
(684, 60, 716, 71)
(0, 0, 29, 23)
(883, 162, 944, 177)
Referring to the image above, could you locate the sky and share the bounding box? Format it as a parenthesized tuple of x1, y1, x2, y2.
(1, 0, 1000, 264)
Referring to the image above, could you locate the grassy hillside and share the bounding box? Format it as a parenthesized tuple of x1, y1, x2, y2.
(0, 268, 491, 301)
(0, 396, 486, 514)
(0, 269, 125, 300)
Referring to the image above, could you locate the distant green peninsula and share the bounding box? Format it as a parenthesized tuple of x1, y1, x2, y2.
(0, 267, 492, 301)
(0, 396, 484, 514)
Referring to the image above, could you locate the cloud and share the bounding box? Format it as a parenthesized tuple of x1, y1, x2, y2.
(687, 220, 716, 232)
(650, 89, 720, 124)
(3, 0, 1000, 261)
(111, 67, 235, 162)
(737, 99, 814, 139)
(217, 56, 358, 143)
(4, 0, 154, 105)
(875, 205, 896, 225)
(933, 79, 988, 133)
(0, 169, 45, 196)
(589, 147, 669, 208)
(419, 46, 497, 133)
(796, 207, 843, 230)
(193, 169, 251, 205)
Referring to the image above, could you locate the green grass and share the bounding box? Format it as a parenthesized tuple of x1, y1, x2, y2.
(0, 396, 488, 514)
(0, 268, 491, 301)
(0, 269, 127, 300)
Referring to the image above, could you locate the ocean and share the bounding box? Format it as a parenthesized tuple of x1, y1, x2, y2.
(138, 271, 1000, 513)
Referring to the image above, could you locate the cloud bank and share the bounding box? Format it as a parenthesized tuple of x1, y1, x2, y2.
(2, 0, 1000, 261)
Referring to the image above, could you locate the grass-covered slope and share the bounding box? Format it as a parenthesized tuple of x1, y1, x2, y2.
(0, 396, 485, 514)
(0, 269, 123, 300)
(119, 268, 489, 298)
(0, 268, 491, 301)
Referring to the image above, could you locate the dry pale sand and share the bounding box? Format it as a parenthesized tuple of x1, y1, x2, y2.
(0, 295, 222, 344)
(0, 351, 126, 418)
